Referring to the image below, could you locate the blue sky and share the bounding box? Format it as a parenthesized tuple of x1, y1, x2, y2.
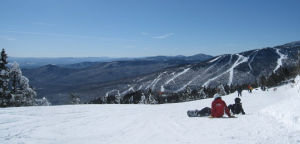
(1, 0, 300, 57)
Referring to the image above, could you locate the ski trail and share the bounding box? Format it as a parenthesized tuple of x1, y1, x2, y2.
(248, 50, 259, 73)
(228, 54, 248, 85)
(165, 68, 190, 85)
(121, 86, 135, 96)
(146, 73, 163, 89)
(208, 56, 221, 63)
(203, 54, 248, 87)
(273, 48, 287, 73)
(203, 56, 224, 74)
(161, 68, 190, 92)
(146, 72, 166, 90)
(176, 56, 225, 92)
(138, 85, 143, 90)
(105, 89, 119, 97)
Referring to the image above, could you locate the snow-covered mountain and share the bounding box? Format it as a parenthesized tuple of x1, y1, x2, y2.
(93, 41, 300, 98)
(22, 41, 300, 104)
(22, 54, 212, 104)
(1, 76, 300, 144)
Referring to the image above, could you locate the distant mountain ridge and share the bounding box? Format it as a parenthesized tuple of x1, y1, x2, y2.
(11, 53, 213, 68)
(22, 53, 213, 104)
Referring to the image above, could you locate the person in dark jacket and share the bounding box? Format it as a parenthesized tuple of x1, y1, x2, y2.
(228, 97, 246, 115)
(237, 87, 242, 97)
(211, 94, 231, 118)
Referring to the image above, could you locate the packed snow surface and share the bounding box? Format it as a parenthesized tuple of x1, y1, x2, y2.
(1, 79, 300, 144)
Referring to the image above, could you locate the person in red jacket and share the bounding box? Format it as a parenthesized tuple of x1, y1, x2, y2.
(211, 94, 231, 118)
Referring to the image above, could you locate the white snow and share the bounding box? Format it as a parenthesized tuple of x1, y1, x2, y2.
(208, 56, 221, 63)
(273, 48, 288, 73)
(1, 77, 300, 144)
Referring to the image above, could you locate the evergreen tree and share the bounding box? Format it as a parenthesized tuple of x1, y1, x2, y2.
(139, 93, 146, 104)
(114, 91, 121, 104)
(148, 93, 158, 104)
(35, 97, 51, 106)
(10, 62, 22, 93)
(19, 76, 36, 106)
(217, 84, 227, 96)
(0, 49, 11, 107)
(70, 93, 80, 104)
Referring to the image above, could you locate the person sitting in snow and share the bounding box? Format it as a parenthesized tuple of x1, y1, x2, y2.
(228, 97, 246, 115)
(210, 93, 232, 118)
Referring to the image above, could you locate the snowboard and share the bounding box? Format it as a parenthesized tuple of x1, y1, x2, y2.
(208, 116, 237, 118)
(187, 110, 210, 117)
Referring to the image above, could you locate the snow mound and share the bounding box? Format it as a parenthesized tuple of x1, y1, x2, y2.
(261, 76, 300, 130)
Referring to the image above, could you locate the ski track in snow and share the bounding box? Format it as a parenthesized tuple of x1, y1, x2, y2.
(161, 68, 191, 92)
(1, 83, 300, 144)
(208, 56, 221, 63)
(138, 85, 143, 90)
(228, 54, 248, 85)
(248, 50, 259, 73)
(146, 72, 166, 90)
(273, 48, 287, 73)
(203, 54, 248, 87)
(121, 87, 135, 96)
(176, 56, 226, 92)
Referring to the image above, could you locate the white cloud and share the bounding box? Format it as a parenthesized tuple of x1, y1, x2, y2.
(152, 33, 174, 39)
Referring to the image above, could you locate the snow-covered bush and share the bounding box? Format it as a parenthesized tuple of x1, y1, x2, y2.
(217, 84, 227, 96)
(139, 93, 146, 104)
(35, 97, 51, 106)
(70, 93, 80, 104)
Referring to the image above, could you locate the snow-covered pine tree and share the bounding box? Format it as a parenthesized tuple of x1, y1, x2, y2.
(198, 88, 207, 99)
(10, 62, 22, 93)
(70, 93, 80, 104)
(0, 49, 11, 107)
(217, 84, 227, 96)
(139, 93, 146, 104)
(35, 97, 51, 106)
(115, 91, 121, 104)
(9, 62, 22, 106)
(148, 93, 157, 104)
(19, 76, 36, 106)
(9, 61, 37, 106)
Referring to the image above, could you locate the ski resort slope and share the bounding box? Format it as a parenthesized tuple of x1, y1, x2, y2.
(1, 79, 300, 144)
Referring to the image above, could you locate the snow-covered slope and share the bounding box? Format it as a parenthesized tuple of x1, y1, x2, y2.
(1, 77, 300, 144)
